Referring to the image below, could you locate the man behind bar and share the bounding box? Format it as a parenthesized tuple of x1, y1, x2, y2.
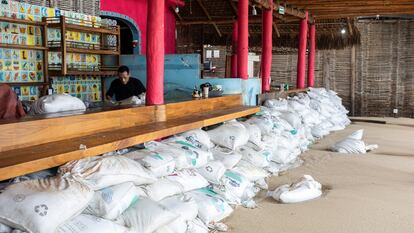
(106, 66, 146, 101)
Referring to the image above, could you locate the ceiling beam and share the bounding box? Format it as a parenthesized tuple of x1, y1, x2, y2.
(273, 22, 281, 37)
(170, 7, 183, 22)
(196, 0, 222, 37)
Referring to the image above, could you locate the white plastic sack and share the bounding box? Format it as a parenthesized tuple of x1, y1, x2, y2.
(119, 96, 144, 106)
(240, 122, 263, 149)
(56, 214, 127, 233)
(332, 138, 367, 154)
(178, 129, 215, 149)
(166, 170, 209, 193)
(188, 188, 233, 225)
(236, 143, 271, 168)
(264, 99, 288, 111)
(144, 179, 184, 202)
(84, 182, 145, 220)
(116, 197, 178, 233)
(213, 171, 253, 204)
(59, 156, 157, 190)
(232, 160, 269, 182)
(144, 141, 193, 170)
(0, 176, 93, 233)
(207, 121, 249, 150)
(211, 146, 242, 169)
(186, 218, 209, 233)
(124, 150, 176, 177)
(165, 140, 213, 168)
(197, 161, 227, 184)
(0, 223, 11, 233)
(245, 116, 274, 136)
(268, 175, 322, 204)
(30, 94, 86, 114)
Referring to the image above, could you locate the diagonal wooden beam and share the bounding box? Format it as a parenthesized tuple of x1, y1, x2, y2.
(196, 0, 222, 37)
(347, 17, 354, 36)
(273, 22, 280, 37)
(170, 7, 183, 22)
(228, 0, 238, 16)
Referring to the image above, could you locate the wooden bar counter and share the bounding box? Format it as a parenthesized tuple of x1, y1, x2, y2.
(0, 95, 259, 181)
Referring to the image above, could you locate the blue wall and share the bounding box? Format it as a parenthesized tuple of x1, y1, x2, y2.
(105, 54, 261, 105)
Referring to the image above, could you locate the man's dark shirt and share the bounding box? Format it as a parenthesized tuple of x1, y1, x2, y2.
(106, 77, 146, 101)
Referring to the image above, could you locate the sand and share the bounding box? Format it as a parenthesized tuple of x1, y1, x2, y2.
(225, 118, 414, 233)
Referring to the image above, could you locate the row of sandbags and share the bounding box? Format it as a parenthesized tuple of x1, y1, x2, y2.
(0, 88, 351, 233)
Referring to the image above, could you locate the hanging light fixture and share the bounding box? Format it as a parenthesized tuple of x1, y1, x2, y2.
(341, 28, 346, 34)
(252, 5, 257, 16)
(175, 6, 180, 13)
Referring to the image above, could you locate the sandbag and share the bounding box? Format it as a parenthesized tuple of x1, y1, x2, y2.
(245, 116, 274, 136)
(116, 197, 178, 233)
(165, 140, 213, 168)
(240, 122, 263, 149)
(212, 170, 254, 204)
(55, 214, 128, 233)
(264, 99, 288, 111)
(196, 161, 226, 184)
(144, 179, 184, 202)
(0, 223, 11, 233)
(124, 150, 176, 177)
(84, 182, 146, 220)
(0, 176, 93, 233)
(178, 129, 215, 149)
(207, 121, 249, 150)
(166, 170, 209, 193)
(268, 175, 322, 204)
(30, 94, 86, 114)
(236, 142, 271, 168)
(211, 146, 242, 169)
(186, 218, 209, 233)
(188, 188, 233, 225)
(144, 141, 193, 170)
(232, 160, 269, 182)
(58, 156, 157, 190)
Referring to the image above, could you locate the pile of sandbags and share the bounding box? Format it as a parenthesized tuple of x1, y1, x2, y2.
(0, 88, 351, 232)
(30, 94, 86, 115)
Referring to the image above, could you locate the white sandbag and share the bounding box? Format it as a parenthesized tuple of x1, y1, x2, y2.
(0, 176, 94, 233)
(178, 129, 215, 149)
(165, 140, 213, 168)
(144, 179, 184, 202)
(59, 156, 157, 190)
(236, 143, 271, 168)
(159, 195, 199, 221)
(11, 169, 55, 184)
(144, 141, 192, 170)
(0, 223, 11, 233)
(166, 170, 209, 193)
(211, 146, 242, 169)
(197, 161, 227, 184)
(264, 98, 288, 111)
(279, 111, 302, 129)
(240, 122, 263, 149)
(188, 188, 233, 225)
(124, 150, 176, 177)
(155, 218, 187, 233)
(30, 94, 86, 114)
(119, 96, 144, 106)
(268, 175, 322, 204)
(207, 121, 249, 150)
(56, 214, 127, 233)
(213, 170, 252, 204)
(245, 116, 274, 136)
(186, 218, 209, 233)
(271, 146, 297, 165)
(84, 182, 145, 220)
(232, 160, 269, 182)
(331, 138, 367, 154)
(116, 197, 178, 233)
(348, 129, 364, 140)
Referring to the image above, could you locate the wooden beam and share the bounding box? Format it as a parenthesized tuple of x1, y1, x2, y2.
(347, 17, 353, 36)
(170, 6, 184, 22)
(273, 22, 280, 37)
(196, 0, 222, 37)
(228, 0, 238, 16)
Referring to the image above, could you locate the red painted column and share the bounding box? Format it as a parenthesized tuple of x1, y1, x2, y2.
(307, 22, 316, 87)
(296, 11, 308, 89)
(146, 0, 165, 105)
(231, 21, 238, 78)
(261, 2, 273, 92)
(237, 0, 249, 80)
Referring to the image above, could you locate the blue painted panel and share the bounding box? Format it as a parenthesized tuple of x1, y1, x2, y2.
(104, 54, 261, 105)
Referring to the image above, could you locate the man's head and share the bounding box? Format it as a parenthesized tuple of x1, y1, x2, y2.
(118, 66, 130, 85)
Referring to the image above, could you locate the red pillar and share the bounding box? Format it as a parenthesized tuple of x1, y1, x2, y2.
(261, 2, 273, 92)
(237, 0, 249, 80)
(146, 0, 165, 105)
(307, 22, 316, 87)
(296, 11, 308, 89)
(231, 21, 238, 78)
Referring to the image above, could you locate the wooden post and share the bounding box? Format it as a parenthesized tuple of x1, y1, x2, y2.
(307, 22, 316, 87)
(296, 11, 308, 89)
(351, 45, 356, 116)
(237, 0, 249, 80)
(231, 21, 238, 78)
(146, 0, 165, 105)
(261, 0, 272, 92)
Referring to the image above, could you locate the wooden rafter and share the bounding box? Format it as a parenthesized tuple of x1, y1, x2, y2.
(170, 7, 183, 22)
(273, 22, 281, 37)
(228, 0, 238, 16)
(196, 0, 222, 37)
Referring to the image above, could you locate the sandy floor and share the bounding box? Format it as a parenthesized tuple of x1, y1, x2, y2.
(225, 118, 414, 233)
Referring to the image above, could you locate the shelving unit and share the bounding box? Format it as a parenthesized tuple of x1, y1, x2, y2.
(0, 16, 49, 97)
(45, 16, 121, 76)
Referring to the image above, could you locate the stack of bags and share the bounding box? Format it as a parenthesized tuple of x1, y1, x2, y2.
(30, 94, 86, 115)
(0, 88, 351, 233)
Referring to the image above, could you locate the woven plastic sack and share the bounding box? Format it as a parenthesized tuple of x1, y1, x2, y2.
(197, 161, 227, 184)
(211, 146, 242, 169)
(55, 214, 127, 233)
(144, 179, 184, 202)
(178, 129, 215, 149)
(30, 94, 86, 114)
(207, 120, 249, 150)
(268, 175, 322, 204)
(166, 169, 209, 193)
(124, 150, 176, 177)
